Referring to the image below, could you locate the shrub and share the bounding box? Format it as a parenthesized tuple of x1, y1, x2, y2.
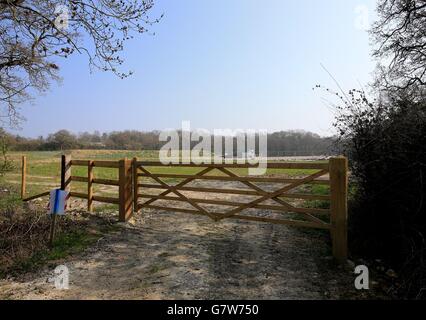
(0, 129, 13, 176)
(332, 88, 426, 299)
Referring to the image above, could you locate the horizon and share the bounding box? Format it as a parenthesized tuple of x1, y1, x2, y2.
(7, 127, 336, 139)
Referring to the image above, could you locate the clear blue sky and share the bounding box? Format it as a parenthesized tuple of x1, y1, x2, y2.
(15, 0, 377, 138)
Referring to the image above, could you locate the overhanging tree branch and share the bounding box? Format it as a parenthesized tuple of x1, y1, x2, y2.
(0, 0, 161, 127)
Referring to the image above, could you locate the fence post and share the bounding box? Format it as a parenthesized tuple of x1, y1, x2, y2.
(88, 160, 94, 212)
(61, 154, 72, 192)
(49, 154, 71, 247)
(329, 156, 348, 263)
(21, 156, 26, 199)
(132, 157, 139, 213)
(119, 158, 133, 222)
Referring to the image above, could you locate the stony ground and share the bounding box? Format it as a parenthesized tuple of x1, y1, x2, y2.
(0, 205, 386, 300)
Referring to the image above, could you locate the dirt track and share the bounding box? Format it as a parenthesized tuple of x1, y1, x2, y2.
(0, 204, 382, 300)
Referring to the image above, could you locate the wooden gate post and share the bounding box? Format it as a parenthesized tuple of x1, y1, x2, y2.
(21, 156, 26, 199)
(61, 154, 72, 192)
(119, 158, 133, 222)
(329, 156, 348, 263)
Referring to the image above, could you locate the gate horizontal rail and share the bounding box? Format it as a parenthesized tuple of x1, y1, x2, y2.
(142, 204, 331, 230)
(136, 161, 330, 170)
(138, 183, 331, 200)
(137, 194, 330, 215)
(137, 173, 330, 184)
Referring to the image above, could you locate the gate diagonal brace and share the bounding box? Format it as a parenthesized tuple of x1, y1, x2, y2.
(142, 166, 215, 207)
(220, 169, 329, 220)
(139, 166, 220, 221)
(217, 167, 326, 225)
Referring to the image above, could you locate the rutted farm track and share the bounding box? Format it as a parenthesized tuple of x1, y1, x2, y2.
(0, 198, 382, 299)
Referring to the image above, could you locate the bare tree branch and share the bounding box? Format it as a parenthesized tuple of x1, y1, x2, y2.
(371, 0, 426, 95)
(0, 0, 160, 127)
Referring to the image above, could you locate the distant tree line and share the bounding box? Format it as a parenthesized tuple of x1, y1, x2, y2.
(1, 129, 335, 156)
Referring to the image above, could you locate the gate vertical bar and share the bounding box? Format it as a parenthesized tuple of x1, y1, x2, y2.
(132, 157, 139, 213)
(119, 158, 133, 222)
(329, 156, 348, 263)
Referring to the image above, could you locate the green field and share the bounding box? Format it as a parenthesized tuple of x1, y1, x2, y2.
(2, 150, 329, 203)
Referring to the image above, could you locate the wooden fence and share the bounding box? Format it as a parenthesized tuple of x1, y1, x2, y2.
(21, 155, 133, 222)
(21, 155, 348, 262)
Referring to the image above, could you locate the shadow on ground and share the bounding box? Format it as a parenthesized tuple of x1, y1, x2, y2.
(0, 206, 386, 300)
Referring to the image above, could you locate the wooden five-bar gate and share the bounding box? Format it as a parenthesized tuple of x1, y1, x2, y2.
(21, 156, 348, 262)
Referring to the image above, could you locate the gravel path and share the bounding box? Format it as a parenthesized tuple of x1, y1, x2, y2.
(0, 207, 374, 300)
